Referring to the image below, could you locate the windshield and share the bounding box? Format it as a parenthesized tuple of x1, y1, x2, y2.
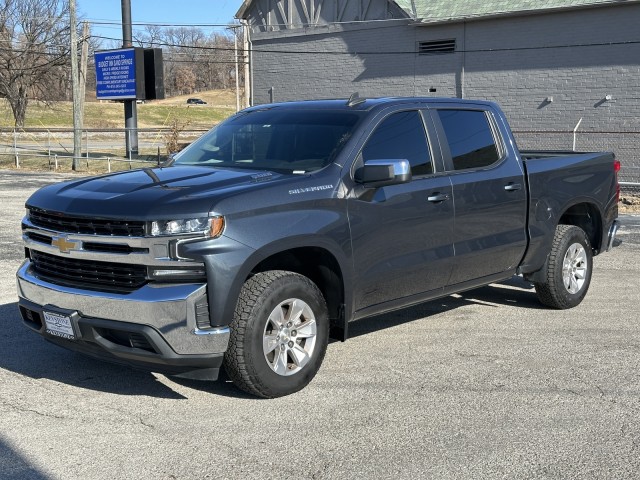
(174, 109, 363, 174)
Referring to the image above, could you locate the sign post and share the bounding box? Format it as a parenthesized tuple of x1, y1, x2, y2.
(93, 0, 164, 158)
(95, 47, 144, 156)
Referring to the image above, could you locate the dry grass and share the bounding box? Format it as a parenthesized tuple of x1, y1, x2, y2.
(0, 89, 238, 129)
(619, 194, 640, 213)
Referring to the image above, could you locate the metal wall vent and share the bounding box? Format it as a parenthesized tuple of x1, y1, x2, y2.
(418, 39, 456, 55)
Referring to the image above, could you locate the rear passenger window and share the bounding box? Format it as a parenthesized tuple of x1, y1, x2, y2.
(362, 111, 433, 176)
(437, 110, 500, 170)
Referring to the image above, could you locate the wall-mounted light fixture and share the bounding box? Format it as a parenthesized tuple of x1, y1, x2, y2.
(604, 94, 613, 101)
(545, 96, 554, 103)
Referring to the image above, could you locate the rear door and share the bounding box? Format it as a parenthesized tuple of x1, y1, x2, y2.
(430, 106, 528, 285)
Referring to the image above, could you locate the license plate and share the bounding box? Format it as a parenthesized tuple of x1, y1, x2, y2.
(43, 311, 76, 340)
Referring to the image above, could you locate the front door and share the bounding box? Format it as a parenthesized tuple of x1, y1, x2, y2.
(347, 110, 455, 311)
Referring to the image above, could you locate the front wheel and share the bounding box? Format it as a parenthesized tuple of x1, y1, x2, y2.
(534, 225, 593, 309)
(223, 270, 329, 398)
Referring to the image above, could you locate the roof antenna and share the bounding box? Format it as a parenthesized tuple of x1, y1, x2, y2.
(347, 92, 366, 107)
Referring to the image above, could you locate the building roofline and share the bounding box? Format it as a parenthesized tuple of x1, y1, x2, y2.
(236, 0, 415, 19)
(235, 0, 252, 19)
(410, 0, 640, 26)
(237, 0, 640, 23)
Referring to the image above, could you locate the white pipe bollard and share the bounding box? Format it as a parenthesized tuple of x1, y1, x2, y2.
(572, 118, 583, 152)
(14, 129, 18, 168)
(54, 154, 58, 170)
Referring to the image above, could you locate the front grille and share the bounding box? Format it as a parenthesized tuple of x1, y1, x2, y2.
(25, 232, 52, 245)
(25, 232, 144, 255)
(28, 209, 145, 237)
(30, 251, 147, 293)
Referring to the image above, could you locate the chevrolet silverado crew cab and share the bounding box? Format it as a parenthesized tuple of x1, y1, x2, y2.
(17, 97, 620, 398)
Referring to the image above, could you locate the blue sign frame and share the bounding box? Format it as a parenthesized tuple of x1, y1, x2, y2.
(95, 48, 142, 100)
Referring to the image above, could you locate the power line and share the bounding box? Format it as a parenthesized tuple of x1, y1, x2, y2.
(88, 20, 240, 28)
(92, 34, 640, 56)
(85, 17, 419, 29)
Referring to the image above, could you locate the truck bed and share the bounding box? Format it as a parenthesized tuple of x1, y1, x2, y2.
(518, 150, 618, 276)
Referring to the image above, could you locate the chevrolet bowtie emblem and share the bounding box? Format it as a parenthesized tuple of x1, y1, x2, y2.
(51, 236, 80, 254)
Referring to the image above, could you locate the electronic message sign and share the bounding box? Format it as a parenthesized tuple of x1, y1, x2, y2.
(95, 48, 145, 100)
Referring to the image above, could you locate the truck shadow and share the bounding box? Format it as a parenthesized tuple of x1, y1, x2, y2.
(1, 277, 540, 399)
(348, 276, 542, 339)
(0, 302, 252, 399)
(0, 435, 50, 480)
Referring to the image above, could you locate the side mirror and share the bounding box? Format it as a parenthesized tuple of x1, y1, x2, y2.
(354, 159, 412, 188)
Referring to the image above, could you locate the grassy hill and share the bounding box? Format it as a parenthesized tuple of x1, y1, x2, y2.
(0, 89, 239, 129)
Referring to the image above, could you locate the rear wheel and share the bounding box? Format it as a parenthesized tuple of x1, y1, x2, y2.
(223, 270, 329, 398)
(534, 225, 593, 309)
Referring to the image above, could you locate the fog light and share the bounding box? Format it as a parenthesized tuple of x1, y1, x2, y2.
(149, 268, 206, 280)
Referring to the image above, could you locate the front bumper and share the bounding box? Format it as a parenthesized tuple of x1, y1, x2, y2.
(16, 261, 230, 379)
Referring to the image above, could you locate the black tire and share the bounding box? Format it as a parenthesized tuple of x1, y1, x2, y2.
(223, 270, 329, 398)
(534, 225, 593, 309)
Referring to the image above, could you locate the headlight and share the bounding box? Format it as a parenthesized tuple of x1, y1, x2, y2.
(150, 216, 225, 237)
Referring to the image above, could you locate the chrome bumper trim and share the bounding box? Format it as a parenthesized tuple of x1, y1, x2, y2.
(16, 261, 229, 355)
(606, 220, 620, 252)
(194, 327, 231, 336)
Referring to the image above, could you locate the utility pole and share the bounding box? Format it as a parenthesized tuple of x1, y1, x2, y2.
(79, 22, 90, 113)
(70, 0, 81, 170)
(243, 21, 250, 107)
(121, 0, 139, 155)
(234, 27, 240, 112)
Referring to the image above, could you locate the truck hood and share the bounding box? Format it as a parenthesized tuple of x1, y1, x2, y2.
(26, 166, 288, 219)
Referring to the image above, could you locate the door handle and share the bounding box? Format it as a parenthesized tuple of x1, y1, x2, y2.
(427, 193, 450, 203)
(504, 183, 522, 192)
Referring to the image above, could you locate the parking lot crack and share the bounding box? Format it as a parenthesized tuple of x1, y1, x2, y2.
(0, 398, 66, 420)
(138, 416, 155, 429)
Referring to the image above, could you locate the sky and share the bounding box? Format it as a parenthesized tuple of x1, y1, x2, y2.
(77, 0, 245, 45)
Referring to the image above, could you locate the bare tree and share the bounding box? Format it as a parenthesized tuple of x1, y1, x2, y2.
(174, 66, 196, 95)
(135, 25, 237, 97)
(0, 0, 70, 126)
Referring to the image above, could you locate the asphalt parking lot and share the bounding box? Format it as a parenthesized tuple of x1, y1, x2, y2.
(1, 169, 639, 479)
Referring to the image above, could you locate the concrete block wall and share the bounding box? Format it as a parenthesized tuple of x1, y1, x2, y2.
(248, 3, 640, 183)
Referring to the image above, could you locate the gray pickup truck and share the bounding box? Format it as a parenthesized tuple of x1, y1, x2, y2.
(16, 97, 620, 397)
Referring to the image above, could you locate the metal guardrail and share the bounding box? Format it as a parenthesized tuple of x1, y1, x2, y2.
(8, 152, 159, 173)
(0, 127, 209, 172)
(1, 127, 639, 187)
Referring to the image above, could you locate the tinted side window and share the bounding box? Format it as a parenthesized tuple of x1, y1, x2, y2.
(362, 111, 433, 176)
(437, 110, 500, 171)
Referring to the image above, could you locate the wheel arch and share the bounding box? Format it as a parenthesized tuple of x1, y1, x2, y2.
(249, 245, 347, 341)
(208, 236, 351, 340)
(557, 201, 603, 253)
(523, 200, 603, 283)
